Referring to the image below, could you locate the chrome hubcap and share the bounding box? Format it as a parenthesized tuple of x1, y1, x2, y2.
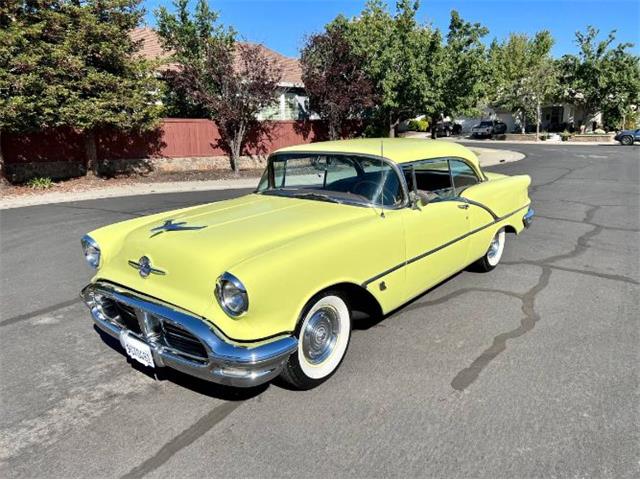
(487, 234, 501, 261)
(302, 306, 340, 364)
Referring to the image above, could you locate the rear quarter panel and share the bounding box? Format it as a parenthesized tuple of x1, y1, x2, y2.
(462, 173, 531, 262)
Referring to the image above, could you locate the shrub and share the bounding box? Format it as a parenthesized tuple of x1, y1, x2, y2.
(561, 130, 571, 141)
(408, 118, 429, 132)
(593, 128, 606, 134)
(26, 177, 54, 189)
(539, 131, 548, 141)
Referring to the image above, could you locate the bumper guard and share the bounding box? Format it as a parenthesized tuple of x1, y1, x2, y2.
(81, 282, 297, 388)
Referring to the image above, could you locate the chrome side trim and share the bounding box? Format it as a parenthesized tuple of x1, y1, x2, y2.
(81, 282, 297, 387)
(362, 204, 530, 288)
(459, 197, 499, 220)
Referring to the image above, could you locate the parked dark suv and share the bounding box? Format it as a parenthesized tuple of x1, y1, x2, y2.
(432, 121, 462, 137)
(471, 120, 507, 138)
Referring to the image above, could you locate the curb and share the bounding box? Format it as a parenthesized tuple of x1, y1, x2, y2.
(0, 179, 259, 210)
(451, 138, 618, 147)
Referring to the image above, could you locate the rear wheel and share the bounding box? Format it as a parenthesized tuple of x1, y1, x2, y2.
(279, 291, 351, 390)
(472, 228, 506, 272)
(620, 135, 634, 146)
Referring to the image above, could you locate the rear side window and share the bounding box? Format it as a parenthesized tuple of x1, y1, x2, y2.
(449, 159, 480, 193)
(403, 159, 455, 199)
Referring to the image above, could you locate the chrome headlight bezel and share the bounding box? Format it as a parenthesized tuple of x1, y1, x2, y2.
(81, 235, 101, 269)
(215, 272, 249, 317)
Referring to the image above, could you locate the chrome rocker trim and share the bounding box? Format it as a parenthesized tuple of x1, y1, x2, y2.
(81, 282, 297, 388)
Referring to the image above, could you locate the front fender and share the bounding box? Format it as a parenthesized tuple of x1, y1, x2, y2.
(203, 209, 407, 341)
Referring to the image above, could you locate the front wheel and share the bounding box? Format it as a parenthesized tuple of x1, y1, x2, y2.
(472, 228, 506, 272)
(620, 135, 634, 146)
(279, 291, 352, 390)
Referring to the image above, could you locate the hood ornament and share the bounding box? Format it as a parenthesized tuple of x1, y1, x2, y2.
(128, 256, 165, 278)
(150, 219, 206, 237)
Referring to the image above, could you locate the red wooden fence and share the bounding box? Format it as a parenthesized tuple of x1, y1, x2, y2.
(3, 119, 330, 165)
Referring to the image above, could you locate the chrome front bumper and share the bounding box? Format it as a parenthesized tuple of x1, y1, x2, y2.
(523, 207, 535, 228)
(81, 282, 297, 388)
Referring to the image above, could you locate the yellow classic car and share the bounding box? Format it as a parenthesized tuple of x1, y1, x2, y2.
(81, 138, 533, 389)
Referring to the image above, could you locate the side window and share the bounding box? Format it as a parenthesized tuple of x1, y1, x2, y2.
(403, 159, 454, 199)
(449, 159, 480, 193)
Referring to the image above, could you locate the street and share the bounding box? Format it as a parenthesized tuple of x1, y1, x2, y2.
(1, 143, 638, 477)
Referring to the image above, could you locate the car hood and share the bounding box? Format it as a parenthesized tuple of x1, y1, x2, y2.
(94, 193, 373, 317)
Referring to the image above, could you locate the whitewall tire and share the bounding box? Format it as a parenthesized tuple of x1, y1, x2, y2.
(472, 228, 506, 272)
(279, 291, 351, 389)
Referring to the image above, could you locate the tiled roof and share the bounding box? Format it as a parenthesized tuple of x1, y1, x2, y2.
(131, 27, 303, 86)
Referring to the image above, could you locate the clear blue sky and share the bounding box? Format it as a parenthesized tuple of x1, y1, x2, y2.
(142, 0, 640, 58)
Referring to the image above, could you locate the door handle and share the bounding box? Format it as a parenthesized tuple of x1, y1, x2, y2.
(458, 204, 469, 210)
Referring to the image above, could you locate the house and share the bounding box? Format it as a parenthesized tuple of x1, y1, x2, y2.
(455, 104, 602, 134)
(130, 27, 309, 121)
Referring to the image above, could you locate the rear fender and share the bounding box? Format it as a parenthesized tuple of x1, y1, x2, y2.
(463, 175, 531, 220)
(460, 175, 531, 262)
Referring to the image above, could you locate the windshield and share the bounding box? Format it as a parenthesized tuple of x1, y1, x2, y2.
(479, 121, 493, 127)
(256, 153, 405, 207)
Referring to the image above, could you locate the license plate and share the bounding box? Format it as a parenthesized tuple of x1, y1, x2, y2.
(121, 332, 155, 368)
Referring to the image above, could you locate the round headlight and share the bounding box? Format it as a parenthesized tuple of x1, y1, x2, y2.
(81, 235, 101, 269)
(215, 272, 248, 317)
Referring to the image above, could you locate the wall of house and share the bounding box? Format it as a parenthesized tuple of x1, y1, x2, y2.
(256, 87, 309, 121)
(454, 107, 512, 133)
(2, 118, 331, 182)
(458, 104, 604, 134)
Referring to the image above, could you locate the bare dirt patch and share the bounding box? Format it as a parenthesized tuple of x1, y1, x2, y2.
(0, 168, 263, 200)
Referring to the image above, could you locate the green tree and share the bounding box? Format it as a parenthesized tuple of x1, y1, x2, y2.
(156, 0, 281, 173)
(61, 0, 162, 175)
(559, 26, 640, 130)
(528, 56, 559, 139)
(430, 10, 489, 137)
(0, 0, 162, 179)
(349, 0, 441, 137)
(490, 31, 558, 138)
(300, 16, 376, 140)
(156, 0, 233, 118)
(0, 0, 69, 181)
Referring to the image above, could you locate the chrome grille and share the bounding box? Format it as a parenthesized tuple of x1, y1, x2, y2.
(94, 294, 208, 363)
(161, 322, 208, 361)
(115, 302, 142, 334)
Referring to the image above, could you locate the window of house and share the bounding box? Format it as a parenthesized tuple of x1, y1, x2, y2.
(283, 92, 308, 120)
(258, 100, 281, 120)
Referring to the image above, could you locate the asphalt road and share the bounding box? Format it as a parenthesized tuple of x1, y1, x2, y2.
(1, 143, 639, 478)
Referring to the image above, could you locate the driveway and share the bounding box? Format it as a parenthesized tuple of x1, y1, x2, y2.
(1, 143, 638, 477)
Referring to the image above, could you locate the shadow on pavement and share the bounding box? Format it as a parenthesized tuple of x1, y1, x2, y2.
(95, 326, 269, 401)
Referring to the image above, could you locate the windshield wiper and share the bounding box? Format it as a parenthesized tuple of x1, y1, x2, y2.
(290, 192, 341, 204)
